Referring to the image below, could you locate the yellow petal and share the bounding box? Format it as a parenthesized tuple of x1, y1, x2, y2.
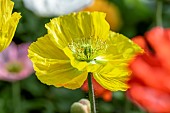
(95, 31, 143, 73)
(45, 11, 110, 49)
(58, 71, 88, 89)
(97, 31, 143, 71)
(0, 0, 21, 52)
(36, 64, 84, 88)
(28, 35, 85, 89)
(92, 31, 143, 91)
(93, 63, 130, 91)
(28, 34, 68, 60)
(106, 31, 143, 60)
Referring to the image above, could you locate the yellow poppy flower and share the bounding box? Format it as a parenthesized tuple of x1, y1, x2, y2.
(0, 0, 21, 52)
(28, 12, 142, 91)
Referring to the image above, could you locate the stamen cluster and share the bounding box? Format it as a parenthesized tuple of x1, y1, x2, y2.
(69, 37, 107, 62)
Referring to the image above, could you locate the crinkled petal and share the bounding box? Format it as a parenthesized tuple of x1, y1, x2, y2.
(57, 71, 88, 89)
(0, 0, 21, 52)
(29, 35, 68, 60)
(106, 31, 143, 61)
(0, 0, 13, 19)
(28, 35, 85, 89)
(93, 63, 130, 91)
(45, 11, 110, 49)
(92, 31, 143, 91)
(35, 63, 85, 88)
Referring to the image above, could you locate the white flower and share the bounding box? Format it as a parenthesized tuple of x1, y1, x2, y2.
(23, 0, 93, 17)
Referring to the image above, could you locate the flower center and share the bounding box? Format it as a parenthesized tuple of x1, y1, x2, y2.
(6, 62, 23, 73)
(69, 38, 107, 62)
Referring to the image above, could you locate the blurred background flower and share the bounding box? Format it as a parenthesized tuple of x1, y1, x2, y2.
(128, 27, 170, 113)
(0, 42, 33, 82)
(22, 0, 93, 17)
(83, 0, 122, 31)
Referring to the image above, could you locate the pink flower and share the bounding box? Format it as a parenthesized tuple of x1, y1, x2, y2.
(127, 27, 170, 113)
(0, 42, 34, 82)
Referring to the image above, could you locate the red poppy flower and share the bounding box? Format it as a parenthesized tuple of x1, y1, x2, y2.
(127, 27, 170, 113)
(82, 77, 112, 102)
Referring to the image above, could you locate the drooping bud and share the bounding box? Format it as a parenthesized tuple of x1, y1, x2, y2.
(70, 99, 91, 113)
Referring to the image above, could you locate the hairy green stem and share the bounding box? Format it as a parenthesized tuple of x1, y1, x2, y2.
(88, 72, 96, 113)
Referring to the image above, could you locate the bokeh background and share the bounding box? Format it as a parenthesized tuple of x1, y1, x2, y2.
(0, 0, 170, 113)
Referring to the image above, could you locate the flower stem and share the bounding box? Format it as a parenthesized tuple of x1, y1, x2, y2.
(156, 0, 163, 26)
(87, 72, 96, 113)
(12, 81, 21, 113)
